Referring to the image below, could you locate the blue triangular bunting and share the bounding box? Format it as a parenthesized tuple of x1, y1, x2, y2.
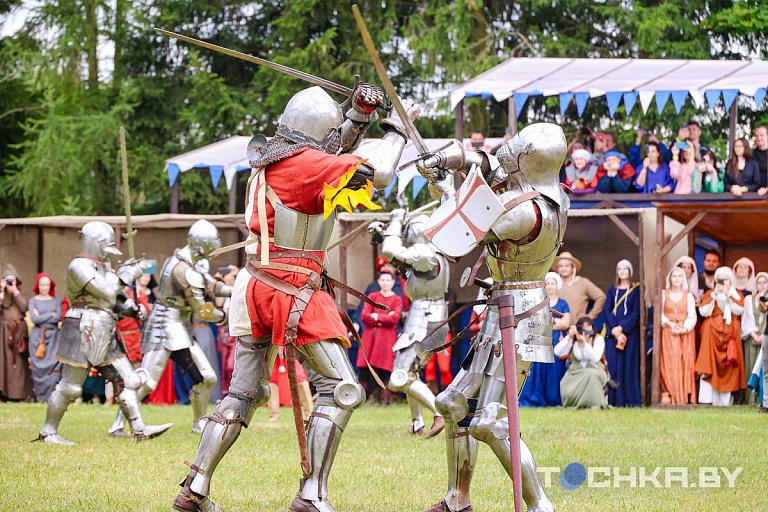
(671, 91, 688, 113)
(655, 91, 671, 114)
(722, 89, 739, 111)
(167, 164, 180, 187)
(623, 92, 638, 116)
(209, 166, 224, 190)
(574, 93, 589, 117)
(411, 176, 428, 199)
(383, 176, 397, 198)
(705, 90, 721, 108)
(559, 93, 574, 116)
(605, 92, 623, 118)
(754, 88, 767, 108)
(514, 93, 529, 117)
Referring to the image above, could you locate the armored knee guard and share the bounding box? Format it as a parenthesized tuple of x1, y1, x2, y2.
(388, 368, 410, 392)
(436, 387, 470, 423)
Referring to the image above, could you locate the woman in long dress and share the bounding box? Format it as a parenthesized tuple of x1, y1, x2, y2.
(741, 272, 768, 406)
(659, 267, 697, 404)
(695, 267, 746, 406)
(28, 273, 62, 403)
(555, 317, 608, 409)
(603, 259, 641, 406)
(0, 267, 33, 401)
(520, 272, 571, 406)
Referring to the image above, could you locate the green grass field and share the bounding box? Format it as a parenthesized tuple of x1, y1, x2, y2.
(1, 402, 764, 511)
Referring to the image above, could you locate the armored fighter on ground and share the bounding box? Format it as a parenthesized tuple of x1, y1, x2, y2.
(108, 220, 231, 436)
(36, 221, 172, 445)
(416, 123, 568, 512)
(173, 84, 418, 512)
(369, 209, 448, 438)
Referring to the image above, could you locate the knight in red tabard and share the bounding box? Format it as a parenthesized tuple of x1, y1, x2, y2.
(174, 84, 419, 512)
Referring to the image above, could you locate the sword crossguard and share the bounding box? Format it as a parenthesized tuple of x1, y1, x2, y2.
(122, 229, 137, 240)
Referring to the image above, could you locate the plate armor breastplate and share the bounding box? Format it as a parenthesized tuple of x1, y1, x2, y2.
(273, 203, 336, 251)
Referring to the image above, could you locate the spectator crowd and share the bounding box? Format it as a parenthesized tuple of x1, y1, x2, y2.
(560, 123, 768, 197)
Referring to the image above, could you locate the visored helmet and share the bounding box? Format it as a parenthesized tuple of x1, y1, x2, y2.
(495, 123, 567, 206)
(79, 221, 121, 261)
(275, 86, 344, 155)
(188, 220, 222, 262)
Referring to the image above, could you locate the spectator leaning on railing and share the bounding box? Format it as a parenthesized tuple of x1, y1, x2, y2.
(596, 150, 636, 193)
(634, 141, 673, 194)
(629, 128, 671, 170)
(725, 137, 761, 197)
(693, 150, 725, 194)
(669, 142, 698, 194)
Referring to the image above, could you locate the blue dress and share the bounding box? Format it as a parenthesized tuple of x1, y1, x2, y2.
(603, 285, 641, 406)
(520, 298, 569, 407)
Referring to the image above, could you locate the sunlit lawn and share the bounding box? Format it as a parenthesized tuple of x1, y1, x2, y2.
(0, 401, 764, 511)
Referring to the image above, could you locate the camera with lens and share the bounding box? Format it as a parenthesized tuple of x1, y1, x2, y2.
(759, 294, 768, 304)
(576, 324, 595, 337)
(715, 279, 725, 286)
(5, 278, 14, 286)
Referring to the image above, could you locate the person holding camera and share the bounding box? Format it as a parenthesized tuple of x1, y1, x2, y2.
(554, 317, 609, 409)
(741, 272, 768, 408)
(0, 265, 34, 401)
(634, 141, 674, 194)
(628, 128, 672, 170)
(693, 150, 725, 194)
(695, 267, 746, 406)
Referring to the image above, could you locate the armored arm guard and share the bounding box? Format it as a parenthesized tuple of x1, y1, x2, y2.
(180, 265, 226, 325)
(204, 273, 233, 298)
(382, 223, 439, 274)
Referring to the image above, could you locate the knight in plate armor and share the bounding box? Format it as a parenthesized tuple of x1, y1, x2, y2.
(36, 221, 173, 445)
(369, 209, 449, 438)
(108, 220, 232, 437)
(174, 84, 418, 512)
(417, 124, 568, 512)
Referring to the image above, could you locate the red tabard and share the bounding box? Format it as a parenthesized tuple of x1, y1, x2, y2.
(246, 147, 366, 347)
(116, 289, 150, 363)
(356, 292, 402, 371)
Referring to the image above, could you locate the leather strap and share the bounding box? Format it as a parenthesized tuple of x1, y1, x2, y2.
(245, 262, 301, 297)
(497, 295, 548, 329)
(420, 299, 488, 352)
(502, 190, 541, 211)
(466, 251, 487, 288)
(285, 343, 311, 478)
(492, 281, 546, 290)
(325, 274, 390, 312)
(248, 259, 314, 276)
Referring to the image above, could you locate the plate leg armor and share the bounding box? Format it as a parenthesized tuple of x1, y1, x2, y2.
(101, 356, 173, 441)
(176, 337, 276, 512)
(38, 364, 89, 445)
(466, 364, 554, 512)
(109, 348, 170, 435)
(290, 340, 365, 512)
(188, 342, 218, 433)
(390, 345, 443, 437)
(434, 368, 482, 512)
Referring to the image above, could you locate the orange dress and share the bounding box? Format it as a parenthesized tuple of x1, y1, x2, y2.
(694, 290, 747, 393)
(659, 290, 697, 404)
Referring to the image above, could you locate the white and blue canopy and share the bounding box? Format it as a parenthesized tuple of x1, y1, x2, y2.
(450, 58, 768, 118)
(165, 135, 252, 190)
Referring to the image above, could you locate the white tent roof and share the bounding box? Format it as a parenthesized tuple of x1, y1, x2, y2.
(165, 136, 251, 190)
(450, 58, 768, 111)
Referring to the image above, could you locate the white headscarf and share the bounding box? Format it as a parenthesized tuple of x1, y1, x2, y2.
(714, 266, 739, 324)
(545, 271, 562, 291)
(665, 266, 688, 291)
(616, 259, 633, 278)
(673, 255, 698, 296)
(732, 257, 756, 295)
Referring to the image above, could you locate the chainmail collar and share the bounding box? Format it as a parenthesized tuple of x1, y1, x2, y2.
(251, 132, 340, 168)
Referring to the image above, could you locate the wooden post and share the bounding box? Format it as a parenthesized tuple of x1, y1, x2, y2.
(170, 178, 180, 214)
(728, 100, 738, 152)
(37, 226, 44, 274)
(338, 221, 351, 312)
(651, 209, 664, 405)
(637, 213, 647, 406)
(508, 97, 518, 136)
(228, 175, 237, 215)
(454, 99, 464, 141)
(687, 230, 696, 257)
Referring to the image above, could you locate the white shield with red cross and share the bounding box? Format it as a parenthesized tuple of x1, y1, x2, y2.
(424, 165, 506, 257)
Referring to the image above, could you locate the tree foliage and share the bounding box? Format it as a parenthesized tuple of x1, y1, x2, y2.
(0, 1, 766, 216)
